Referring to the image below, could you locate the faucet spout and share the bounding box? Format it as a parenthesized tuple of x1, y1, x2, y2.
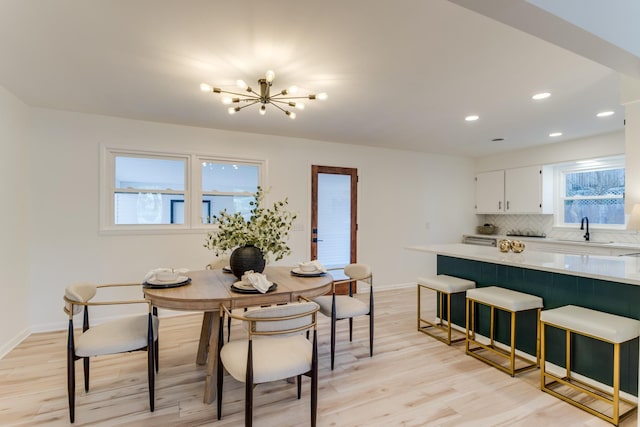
(580, 216, 590, 241)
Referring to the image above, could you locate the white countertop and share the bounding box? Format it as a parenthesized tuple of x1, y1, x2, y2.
(463, 234, 640, 252)
(407, 243, 640, 286)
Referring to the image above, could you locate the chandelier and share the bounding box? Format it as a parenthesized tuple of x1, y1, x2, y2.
(200, 70, 327, 119)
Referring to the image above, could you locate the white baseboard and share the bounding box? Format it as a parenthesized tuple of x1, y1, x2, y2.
(0, 327, 30, 360)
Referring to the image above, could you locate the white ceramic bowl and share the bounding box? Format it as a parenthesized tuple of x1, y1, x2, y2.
(299, 262, 317, 272)
(156, 270, 179, 281)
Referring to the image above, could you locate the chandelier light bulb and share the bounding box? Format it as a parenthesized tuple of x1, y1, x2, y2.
(222, 97, 232, 105)
(296, 103, 305, 110)
(265, 70, 275, 83)
(200, 83, 212, 92)
(286, 111, 296, 119)
(228, 107, 239, 115)
(236, 79, 248, 90)
(288, 85, 298, 94)
(316, 92, 328, 100)
(259, 105, 267, 115)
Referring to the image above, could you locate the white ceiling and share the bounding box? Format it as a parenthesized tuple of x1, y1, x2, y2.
(1, 0, 637, 158)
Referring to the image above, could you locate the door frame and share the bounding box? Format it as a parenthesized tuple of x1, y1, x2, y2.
(310, 165, 358, 264)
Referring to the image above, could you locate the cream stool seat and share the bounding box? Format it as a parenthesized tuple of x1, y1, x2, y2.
(540, 305, 640, 425)
(465, 286, 543, 376)
(417, 275, 475, 345)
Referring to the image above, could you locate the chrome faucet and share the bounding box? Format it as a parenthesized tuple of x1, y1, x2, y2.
(580, 216, 590, 241)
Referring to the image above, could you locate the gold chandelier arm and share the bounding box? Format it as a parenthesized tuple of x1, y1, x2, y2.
(269, 95, 314, 101)
(236, 100, 261, 111)
(268, 102, 290, 115)
(213, 88, 260, 99)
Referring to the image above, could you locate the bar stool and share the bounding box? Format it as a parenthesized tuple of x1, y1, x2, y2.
(417, 275, 475, 345)
(540, 305, 640, 425)
(466, 286, 543, 376)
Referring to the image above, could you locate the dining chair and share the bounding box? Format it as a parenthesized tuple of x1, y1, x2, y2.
(63, 283, 159, 423)
(313, 263, 373, 370)
(216, 297, 320, 427)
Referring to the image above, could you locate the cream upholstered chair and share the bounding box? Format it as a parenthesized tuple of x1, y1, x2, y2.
(313, 263, 373, 370)
(63, 283, 159, 423)
(216, 298, 320, 427)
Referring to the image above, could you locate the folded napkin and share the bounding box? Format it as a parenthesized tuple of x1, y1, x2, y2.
(241, 271, 273, 293)
(299, 260, 327, 273)
(143, 267, 189, 282)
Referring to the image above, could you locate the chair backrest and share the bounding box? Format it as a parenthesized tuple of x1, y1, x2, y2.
(344, 263, 372, 281)
(64, 283, 97, 316)
(242, 301, 319, 337)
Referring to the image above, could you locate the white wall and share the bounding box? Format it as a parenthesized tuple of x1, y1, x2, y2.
(0, 86, 30, 358)
(25, 108, 475, 333)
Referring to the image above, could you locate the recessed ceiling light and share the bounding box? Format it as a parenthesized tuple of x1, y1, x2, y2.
(596, 111, 614, 117)
(532, 92, 551, 100)
(465, 115, 479, 121)
(549, 132, 562, 137)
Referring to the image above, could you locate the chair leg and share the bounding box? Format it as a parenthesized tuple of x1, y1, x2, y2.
(147, 345, 155, 411)
(330, 294, 337, 370)
(311, 329, 318, 427)
(154, 339, 159, 373)
(227, 313, 232, 342)
(147, 313, 155, 412)
(153, 307, 159, 372)
(245, 341, 254, 427)
(349, 318, 353, 342)
(67, 321, 76, 423)
(297, 374, 302, 399)
(83, 357, 89, 392)
(369, 289, 374, 357)
(217, 312, 225, 420)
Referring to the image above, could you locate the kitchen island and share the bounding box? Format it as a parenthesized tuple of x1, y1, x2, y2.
(408, 243, 640, 397)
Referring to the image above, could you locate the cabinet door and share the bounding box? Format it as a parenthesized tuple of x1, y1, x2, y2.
(505, 166, 541, 213)
(475, 170, 504, 213)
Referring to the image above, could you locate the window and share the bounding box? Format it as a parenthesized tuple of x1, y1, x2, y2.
(102, 147, 263, 232)
(200, 160, 260, 223)
(555, 156, 625, 227)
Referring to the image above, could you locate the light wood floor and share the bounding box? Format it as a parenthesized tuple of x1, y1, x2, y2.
(0, 287, 636, 426)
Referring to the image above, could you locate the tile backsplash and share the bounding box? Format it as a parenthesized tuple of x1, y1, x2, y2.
(480, 214, 640, 244)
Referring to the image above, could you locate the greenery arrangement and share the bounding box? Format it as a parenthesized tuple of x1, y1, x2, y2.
(203, 186, 297, 262)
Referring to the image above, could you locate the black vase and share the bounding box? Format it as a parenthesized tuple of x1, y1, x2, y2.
(229, 245, 266, 279)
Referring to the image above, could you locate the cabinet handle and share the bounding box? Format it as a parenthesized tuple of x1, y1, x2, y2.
(498, 201, 502, 210)
(506, 201, 510, 210)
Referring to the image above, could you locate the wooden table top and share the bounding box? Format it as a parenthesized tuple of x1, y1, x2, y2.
(143, 266, 333, 311)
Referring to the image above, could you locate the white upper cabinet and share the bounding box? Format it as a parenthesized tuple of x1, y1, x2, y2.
(475, 170, 505, 214)
(505, 166, 542, 213)
(476, 166, 548, 214)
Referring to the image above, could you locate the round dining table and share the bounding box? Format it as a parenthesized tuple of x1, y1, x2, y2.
(143, 266, 333, 403)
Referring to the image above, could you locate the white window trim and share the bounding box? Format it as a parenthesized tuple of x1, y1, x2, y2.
(100, 145, 265, 235)
(552, 155, 625, 230)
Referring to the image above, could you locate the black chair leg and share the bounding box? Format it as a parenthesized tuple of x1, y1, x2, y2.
(311, 330, 318, 427)
(349, 317, 353, 342)
(369, 313, 374, 357)
(297, 375, 302, 399)
(217, 311, 225, 420)
(83, 357, 89, 392)
(67, 321, 76, 423)
(153, 307, 159, 371)
(331, 294, 337, 370)
(148, 344, 155, 411)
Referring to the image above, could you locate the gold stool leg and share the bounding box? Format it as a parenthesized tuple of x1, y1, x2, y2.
(613, 342, 620, 424)
(509, 310, 516, 376)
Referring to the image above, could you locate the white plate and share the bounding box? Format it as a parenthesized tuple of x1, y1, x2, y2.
(291, 268, 324, 276)
(147, 275, 189, 285)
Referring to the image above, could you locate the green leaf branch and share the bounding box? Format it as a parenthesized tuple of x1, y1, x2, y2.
(203, 187, 298, 262)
